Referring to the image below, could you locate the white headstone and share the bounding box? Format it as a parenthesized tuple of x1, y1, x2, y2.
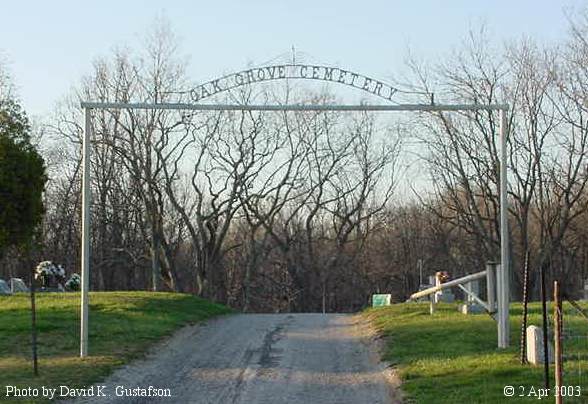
(465, 280, 480, 304)
(10, 278, 29, 293)
(0, 279, 11, 295)
(458, 303, 484, 314)
(526, 325, 554, 365)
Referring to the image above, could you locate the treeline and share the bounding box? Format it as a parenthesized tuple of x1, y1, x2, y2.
(3, 15, 588, 311)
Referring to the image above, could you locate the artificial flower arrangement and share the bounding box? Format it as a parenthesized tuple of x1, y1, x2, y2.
(65, 273, 81, 291)
(35, 261, 66, 288)
(34, 261, 81, 291)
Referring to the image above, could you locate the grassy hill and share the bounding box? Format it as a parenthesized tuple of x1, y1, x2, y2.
(0, 291, 231, 402)
(364, 301, 588, 403)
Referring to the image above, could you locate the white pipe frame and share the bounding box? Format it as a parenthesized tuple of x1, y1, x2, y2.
(409, 270, 488, 300)
(79, 101, 510, 356)
(457, 284, 490, 312)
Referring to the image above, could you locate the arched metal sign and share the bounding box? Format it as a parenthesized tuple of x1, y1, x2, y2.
(184, 64, 409, 103)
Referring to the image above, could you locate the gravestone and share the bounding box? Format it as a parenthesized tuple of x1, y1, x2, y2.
(459, 280, 484, 314)
(10, 278, 29, 293)
(458, 303, 485, 314)
(465, 280, 480, 303)
(526, 325, 554, 365)
(435, 289, 455, 303)
(0, 279, 11, 295)
(372, 294, 391, 307)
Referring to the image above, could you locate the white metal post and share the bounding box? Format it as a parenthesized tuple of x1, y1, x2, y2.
(80, 108, 91, 357)
(498, 108, 510, 348)
(497, 263, 504, 344)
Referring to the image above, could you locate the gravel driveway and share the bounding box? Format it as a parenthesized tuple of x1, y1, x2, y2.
(70, 313, 399, 404)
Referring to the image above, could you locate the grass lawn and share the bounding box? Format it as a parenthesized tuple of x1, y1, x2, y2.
(0, 291, 231, 402)
(364, 301, 588, 404)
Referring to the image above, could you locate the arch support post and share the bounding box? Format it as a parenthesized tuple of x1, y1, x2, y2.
(80, 107, 91, 358)
(498, 108, 510, 349)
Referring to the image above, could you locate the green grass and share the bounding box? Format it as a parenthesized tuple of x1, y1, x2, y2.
(364, 301, 588, 404)
(0, 291, 232, 402)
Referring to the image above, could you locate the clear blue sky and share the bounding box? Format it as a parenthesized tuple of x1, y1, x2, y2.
(1, 0, 584, 118)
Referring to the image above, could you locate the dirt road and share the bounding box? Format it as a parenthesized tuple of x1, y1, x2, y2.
(72, 314, 398, 404)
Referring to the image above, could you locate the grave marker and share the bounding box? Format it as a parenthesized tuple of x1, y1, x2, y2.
(526, 325, 554, 365)
(10, 278, 29, 293)
(0, 279, 11, 295)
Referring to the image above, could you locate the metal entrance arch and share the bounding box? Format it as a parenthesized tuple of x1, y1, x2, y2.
(79, 99, 510, 357)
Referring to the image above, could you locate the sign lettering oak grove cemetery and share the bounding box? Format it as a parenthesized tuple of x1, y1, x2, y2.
(186, 64, 402, 103)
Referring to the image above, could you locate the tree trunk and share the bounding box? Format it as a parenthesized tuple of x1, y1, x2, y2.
(150, 228, 161, 292)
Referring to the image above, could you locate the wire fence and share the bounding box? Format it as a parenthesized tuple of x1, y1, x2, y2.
(556, 296, 588, 402)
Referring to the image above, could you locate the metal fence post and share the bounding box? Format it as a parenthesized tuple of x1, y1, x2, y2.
(540, 264, 550, 390)
(520, 251, 530, 364)
(554, 281, 563, 404)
